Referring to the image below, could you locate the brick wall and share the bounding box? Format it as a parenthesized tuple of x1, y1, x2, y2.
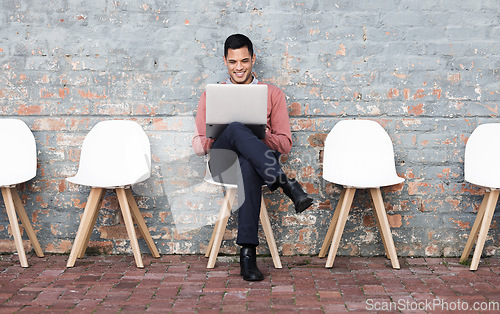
(0, 0, 499, 258)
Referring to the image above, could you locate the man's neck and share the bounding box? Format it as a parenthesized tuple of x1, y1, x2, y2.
(226, 77, 259, 85)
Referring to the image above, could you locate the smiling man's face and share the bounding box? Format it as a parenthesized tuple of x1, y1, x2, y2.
(224, 47, 256, 84)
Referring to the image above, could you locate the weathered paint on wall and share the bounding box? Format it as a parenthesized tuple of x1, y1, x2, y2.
(0, 0, 499, 258)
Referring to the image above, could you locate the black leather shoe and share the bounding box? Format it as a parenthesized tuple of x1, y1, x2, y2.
(281, 178, 314, 214)
(240, 247, 264, 281)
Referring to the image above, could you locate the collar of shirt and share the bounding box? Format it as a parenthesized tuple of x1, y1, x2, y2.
(225, 77, 259, 85)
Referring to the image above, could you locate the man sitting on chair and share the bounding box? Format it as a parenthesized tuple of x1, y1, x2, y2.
(192, 34, 313, 281)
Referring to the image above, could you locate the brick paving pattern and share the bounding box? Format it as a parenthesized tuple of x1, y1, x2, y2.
(0, 254, 499, 312)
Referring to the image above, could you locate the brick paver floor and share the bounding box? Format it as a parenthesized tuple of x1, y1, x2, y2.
(0, 253, 499, 312)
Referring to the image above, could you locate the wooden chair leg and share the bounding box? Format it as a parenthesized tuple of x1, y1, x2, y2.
(259, 196, 282, 269)
(10, 188, 44, 258)
(460, 191, 489, 263)
(205, 218, 220, 258)
(207, 188, 236, 269)
(125, 189, 160, 258)
(1, 187, 28, 267)
(470, 189, 499, 271)
(77, 188, 105, 258)
(116, 188, 144, 268)
(368, 189, 391, 261)
(371, 201, 390, 260)
(369, 188, 400, 269)
(325, 187, 356, 268)
(67, 188, 105, 268)
(205, 187, 237, 258)
(319, 189, 346, 258)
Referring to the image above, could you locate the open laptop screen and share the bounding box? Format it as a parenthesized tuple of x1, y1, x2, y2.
(205, 84, 268, 139)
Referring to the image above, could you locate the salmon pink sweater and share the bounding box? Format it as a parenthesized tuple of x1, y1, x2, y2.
(192, 82, 292, 156)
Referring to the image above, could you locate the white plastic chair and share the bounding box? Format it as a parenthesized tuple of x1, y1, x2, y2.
(204, 158, 282, 269)
(460, 123, 500, 270)
(0, 119, 44, 267)
(66, 120, 159, 268)
(319, 120, 404, 269)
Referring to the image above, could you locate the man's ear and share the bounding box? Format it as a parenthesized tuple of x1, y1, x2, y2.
(223, 55, 227, 66)
(252, 54, 256, 66)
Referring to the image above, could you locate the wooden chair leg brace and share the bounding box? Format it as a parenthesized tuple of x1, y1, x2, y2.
(460, 190, 499, 270)
(319, 187, 400, 269)
(67, 187, 160, 268)
(206, 188, 282, 269)
(1, 187, 44, 267)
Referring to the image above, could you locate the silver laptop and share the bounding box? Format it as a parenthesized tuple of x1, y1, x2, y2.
(205, 84, 268, 139)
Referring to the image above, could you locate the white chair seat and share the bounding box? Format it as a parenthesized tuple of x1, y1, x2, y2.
(66, 173, 151, 189)
(0, 119, 37, 187)
(204, 161, 237, 188)
(340, 177, 404, 190)
(322, 120, 404, 188)
(464, 124, 500, 189)
(67, 120, 151, 188)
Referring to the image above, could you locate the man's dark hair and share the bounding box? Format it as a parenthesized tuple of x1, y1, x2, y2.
(224, 34, 254, 57)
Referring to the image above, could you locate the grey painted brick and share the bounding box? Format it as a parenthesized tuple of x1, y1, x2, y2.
(0, 0, 499, 258)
